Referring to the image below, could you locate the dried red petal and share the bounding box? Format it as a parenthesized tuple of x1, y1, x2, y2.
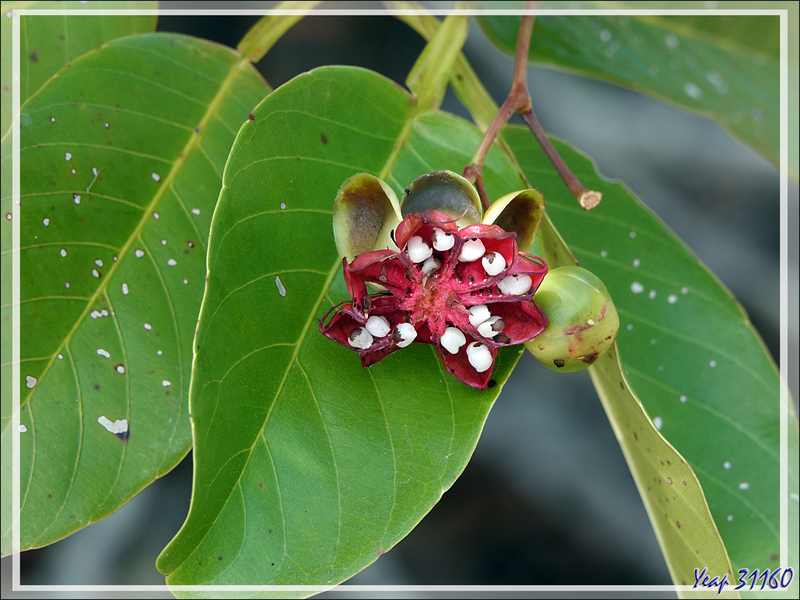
(321, 208, 549, 390)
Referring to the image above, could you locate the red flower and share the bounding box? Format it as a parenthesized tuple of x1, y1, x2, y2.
(320, 210, 548, 389)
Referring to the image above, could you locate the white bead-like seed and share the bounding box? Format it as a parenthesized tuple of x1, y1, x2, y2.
(393, 323, 417, 348)
(407, 236, 433, 263)
(466, 342, 493, 372)
(468, 304, 491, 327)
(478, 316, 505, 338)
(421, 256, 441, 275)
(348, 327, 374, 349)
(432, 229, 455, 251)
(365, 315, 390, 338)
(441, 327, 466, 354)
(482, 252, 506, 276)
(498, 273, 532, 295)
(458, 238, 486, 262)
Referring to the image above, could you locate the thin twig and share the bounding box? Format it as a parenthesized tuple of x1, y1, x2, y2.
(463, 1, 601, 211)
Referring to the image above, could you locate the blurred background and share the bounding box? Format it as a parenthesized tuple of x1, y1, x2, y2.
(3, 2, 797, 597)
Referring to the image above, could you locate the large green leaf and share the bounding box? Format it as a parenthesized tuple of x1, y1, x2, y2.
(0, 0, 158, 138)
(477, 8, 784, 177)
(157, 65, 536, 592)
(0, 32, 269, 556)
(505, 125, 797, 589)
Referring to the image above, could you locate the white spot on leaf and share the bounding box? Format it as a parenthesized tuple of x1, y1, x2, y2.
(162, 380, 171, 387)
(738, 482, 750, 490)
(96, 348, 111, 358)
(121, 283, 129, 295)
(65, 152, 72, 161)
(25, 375, 37, 389)
(667, 294, 678, 304)
(648, 290, 657, 299)
(135, 249, 145, 258)
(679, 395, 687, 403)
(92, 269, 100, 278)
(18, 424, 27, 433)
(98, 415, 128, 435)
(153, 212, 160, 220)
(275, 275, 287, 297)
(191, 208, 201, 215)
(630, 282, 644, 294)
(151, 172, 161, 182)
(43, 218, 50, 227)
(115, 365, 125, 374)
(167, 258, 177, 266)
(60, 248, 67, 257)
(95, 259, 103, 267)
(683, 82, 703, 100)
(723, 461, 731, 470)
(653, 416, 663, 430)
(143, 322, 152, 331)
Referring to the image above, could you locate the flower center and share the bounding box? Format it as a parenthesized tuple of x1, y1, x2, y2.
(400, 275, 460, 335)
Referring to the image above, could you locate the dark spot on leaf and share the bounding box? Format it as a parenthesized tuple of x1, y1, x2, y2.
(683, 481, 687, 486)
(93, 384, 100, 391)
(194, 127, 201, 134)
(268, 529, 272, 534)
(769, 553, 778, 561)
(48, 494, 52, 498)
(115, 430, 129, 443)
(320, 133, 328, 144)
(553, 359, 565, 368)
(259, 483, 263, 488)
(487, 379, 497, 388)
(581, 352, 599, 364)
(456, 74, 463, 80)
(248, 113, 254, 121)
(187, 241, 194, 248)
(218, 556, 222, 561)
(30, 50, 39, 62)
(633, 431, 638, 441)
(676, 521, 681, 528)
(619, 381, 624, 389)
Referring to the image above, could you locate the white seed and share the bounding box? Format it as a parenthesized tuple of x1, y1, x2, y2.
(478, 316, 505, 338)
(466, 342, 493, 373)
(481, 252, 506, 276)
(393, 323, 417, 348)
(441, 327, 466, 354)
(468, 304, 491, 327)
(432, 229, 455, 251)
(458, 239, 485, 262)
(407, 236, 433, 263)
(498, 274, 532, 295)
(421, 256, 441, 275)
(365, 315, 390, 338)
(348, 327, 373, 349)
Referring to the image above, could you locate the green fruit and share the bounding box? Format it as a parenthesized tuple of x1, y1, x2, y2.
(525, 266, 619, 373)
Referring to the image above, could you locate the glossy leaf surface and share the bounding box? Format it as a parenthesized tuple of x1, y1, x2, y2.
(1, 0, 158, 137)
(1, 33, 269, 555)
(506, 124, 796, 584)
(158, 66, 531, 591)
(477, 9, 783, 175)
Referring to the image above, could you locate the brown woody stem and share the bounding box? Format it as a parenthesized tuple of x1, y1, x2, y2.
(463, 0, 601, 211)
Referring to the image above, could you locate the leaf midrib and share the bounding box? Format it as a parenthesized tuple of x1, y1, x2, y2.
(165, 93, 420, 577)
(14, 53, 253, 413)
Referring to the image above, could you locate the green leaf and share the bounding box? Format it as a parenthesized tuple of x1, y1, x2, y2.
(1, 32, 269, 556)
(157, 65, 532, 590)
(505, 124, 797, 588)
(589, 346, 736, 593)
(476, 9, 784, 177)
(0, 0, 158, 138)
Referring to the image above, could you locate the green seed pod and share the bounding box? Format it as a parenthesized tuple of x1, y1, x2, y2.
(333, 173, 402, 262)
(525, 266, 619, 373)
(400, 170, 482, 227)
(482, 188, 545, 252)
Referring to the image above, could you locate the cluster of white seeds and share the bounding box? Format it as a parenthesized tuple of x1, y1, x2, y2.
(497, 274, 532, 295)
(348, 315, 417, 350)
(468, 304, 506, 340)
